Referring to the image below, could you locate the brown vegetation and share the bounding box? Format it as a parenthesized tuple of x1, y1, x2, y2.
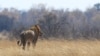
(0, 39, 100, 56)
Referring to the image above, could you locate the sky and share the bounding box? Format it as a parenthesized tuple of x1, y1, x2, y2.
(0, 0, 99, 11)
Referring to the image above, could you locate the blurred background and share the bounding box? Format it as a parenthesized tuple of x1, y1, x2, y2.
(0, 0, 100, 40)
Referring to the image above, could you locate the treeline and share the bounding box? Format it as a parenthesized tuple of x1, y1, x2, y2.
(0, 4, 100, 40)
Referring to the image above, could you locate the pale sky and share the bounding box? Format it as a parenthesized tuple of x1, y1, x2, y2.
(0, 0, 99, 11)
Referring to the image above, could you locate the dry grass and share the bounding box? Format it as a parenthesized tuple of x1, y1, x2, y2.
(0, 39, 100, 56)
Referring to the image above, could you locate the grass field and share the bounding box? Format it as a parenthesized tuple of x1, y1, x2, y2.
(0, 39, 100, 56)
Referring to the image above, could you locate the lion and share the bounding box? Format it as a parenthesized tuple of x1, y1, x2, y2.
(17, 25, 42, 50)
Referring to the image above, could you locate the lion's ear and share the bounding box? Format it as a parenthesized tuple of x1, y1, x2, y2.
(37, 25, 41, 30)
